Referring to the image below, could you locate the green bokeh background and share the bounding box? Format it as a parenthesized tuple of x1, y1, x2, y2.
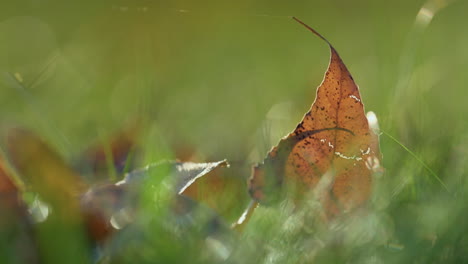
(1, 0, 468, 263)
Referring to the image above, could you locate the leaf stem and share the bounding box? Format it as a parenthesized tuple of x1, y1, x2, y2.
(292, 17, 331, 46)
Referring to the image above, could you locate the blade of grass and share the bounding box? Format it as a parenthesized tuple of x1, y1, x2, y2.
(98, 128, 117, 181)
(381, 129, 449, 192)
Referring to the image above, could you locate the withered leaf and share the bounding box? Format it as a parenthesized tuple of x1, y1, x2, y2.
(249, 18, 382, 218)
(117, 160, 230, 194)
(5, 128, 133, 244)
(175, 160, 230, 194)
(180, 162, 250, 222)
(75, 123, 140, 181)
(0, 157, 25, 214)
(6, 128, 88, 214)
(80, 160, 231, 242)
(5, 128, 92, 263)
(0, 156, 40, 264)
(80, 183, 126, 243)
(7, 129, 87, 203)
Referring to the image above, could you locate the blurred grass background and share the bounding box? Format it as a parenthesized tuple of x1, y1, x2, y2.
(1, 0, 468, 263)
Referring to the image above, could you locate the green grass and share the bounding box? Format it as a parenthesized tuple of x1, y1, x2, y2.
(1, 0, 468, 263)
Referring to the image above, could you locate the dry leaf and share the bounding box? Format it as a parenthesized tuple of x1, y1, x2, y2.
(0, 156, 40, 263)
(174, 160, 230, 194)
(0, 157, 25, 215)
(179, 161, 250, 222)
(6, 128, 88, 215)
(75, 123, 140, 181)
(5, 126, 233, 244)
(80, 160, 232, 242)
(249, 18, 382, 218)
(5, 127, 98, 259)
(80, 183, 126, 242)
(5, 128, 136, 243)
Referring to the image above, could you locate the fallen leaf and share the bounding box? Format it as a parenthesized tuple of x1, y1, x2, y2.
(75, 122, 140, 181)
(0, 157, 25, 214)
(0, 156, 40, 264)
(80, 183, 126, 243)
(174, 160, 230, 194)
(5, 128, 96, 263)
(249, 17, 382, 218)
(5, 126, 234, 245)
(180, 161, 250, 222)
(5, 128, 130, 244)
(80, 160, 232, 242)
(116, 160, 229, 190)
(6, 128, 88, 213)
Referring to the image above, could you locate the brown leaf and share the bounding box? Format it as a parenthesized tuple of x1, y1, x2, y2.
(5, 129, 92, 263)
(0, 156, 40, 263)
(249, 18, 382, 218)
(180, 161, 250, 222)
(0, 157, 23, 212)
(175, 160, 230, 194)
(6, 128, 88, 223)
(80, 183, 126, 243)
(75, 122, 140, 181)
(79, 160, 232, 242)
(5, 128, 134, 244)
